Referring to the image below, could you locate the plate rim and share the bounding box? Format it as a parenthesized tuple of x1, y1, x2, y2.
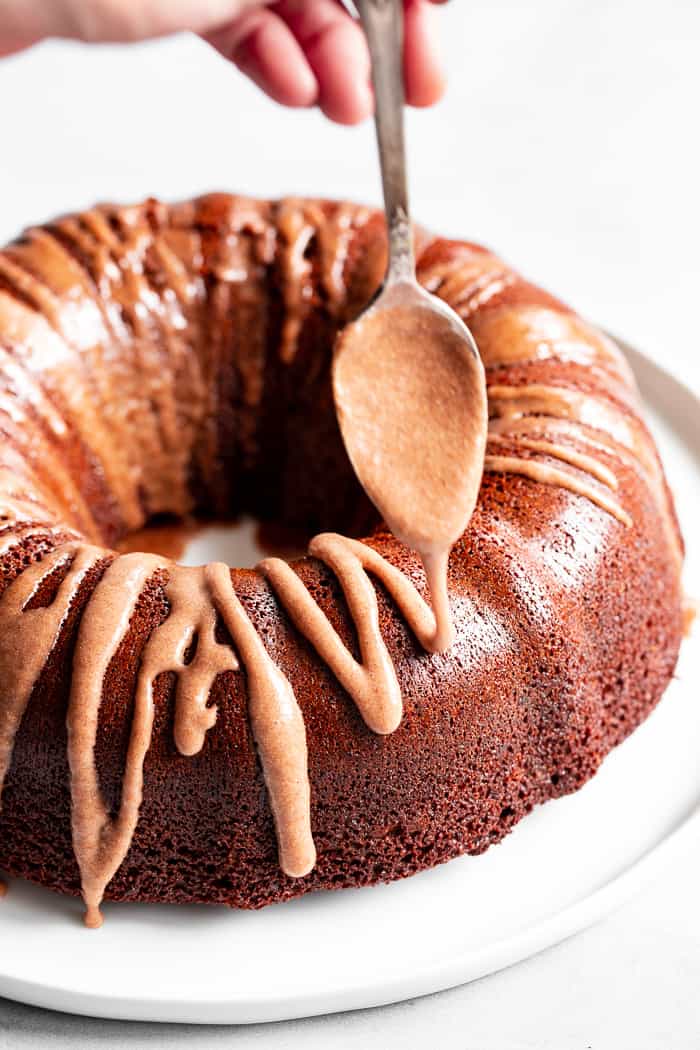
(1, 801, 700, 1025)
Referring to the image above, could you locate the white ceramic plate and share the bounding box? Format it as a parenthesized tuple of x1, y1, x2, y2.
(0, 342, 697, 1025)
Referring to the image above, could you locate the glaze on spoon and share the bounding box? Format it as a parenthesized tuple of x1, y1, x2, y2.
(334, 0, 488, 651)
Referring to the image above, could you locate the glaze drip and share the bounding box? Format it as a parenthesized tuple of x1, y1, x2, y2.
(0, 541, 104, 902)
(205, 562, 314, 880)
(483, 381, 681, 558)
(483, 454, 632, 526)
(0, 543, 105, 803)
(259, 534, 442, 738)
(66, 555, 317, 927)
(68, 553, 165, 929)
(276, 200, 367, 363)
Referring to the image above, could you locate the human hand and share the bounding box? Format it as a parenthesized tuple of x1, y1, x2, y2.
(0, 0, 447, 124)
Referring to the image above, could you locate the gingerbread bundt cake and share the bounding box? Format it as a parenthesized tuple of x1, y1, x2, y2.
(0, 194, 683, 926)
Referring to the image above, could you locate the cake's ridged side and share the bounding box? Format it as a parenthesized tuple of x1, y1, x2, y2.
(0, 195, 683, 909)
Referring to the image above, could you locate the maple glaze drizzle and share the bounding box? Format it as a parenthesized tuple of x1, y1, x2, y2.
(0, 531, 441, 926)
(0, 198, 681, 917)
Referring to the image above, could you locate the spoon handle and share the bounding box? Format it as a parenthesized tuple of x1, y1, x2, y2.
(356, 0, 415, 284)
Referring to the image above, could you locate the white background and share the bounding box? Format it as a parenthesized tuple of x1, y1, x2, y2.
(0, 1, 698, 1046)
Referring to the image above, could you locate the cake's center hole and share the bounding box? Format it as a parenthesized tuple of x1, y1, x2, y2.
(117, 514, 314, 568)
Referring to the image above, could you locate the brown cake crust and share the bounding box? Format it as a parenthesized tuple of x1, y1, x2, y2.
(0, 194, 683, 910)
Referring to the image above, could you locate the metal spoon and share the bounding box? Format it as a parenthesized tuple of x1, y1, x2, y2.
(333, 0, 488, 651)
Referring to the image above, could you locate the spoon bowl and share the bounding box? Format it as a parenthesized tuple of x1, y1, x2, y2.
(334, 278, 487, 555)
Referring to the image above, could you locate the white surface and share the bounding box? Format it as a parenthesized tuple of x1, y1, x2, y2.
(0, 0, 698, 1044)
(0, 345, 697, 1027)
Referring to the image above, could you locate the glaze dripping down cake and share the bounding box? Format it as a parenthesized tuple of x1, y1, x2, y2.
(0, 194, 683, 926)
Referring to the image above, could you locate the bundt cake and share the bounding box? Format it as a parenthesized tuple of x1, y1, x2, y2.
(0, 194, 684, 927)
